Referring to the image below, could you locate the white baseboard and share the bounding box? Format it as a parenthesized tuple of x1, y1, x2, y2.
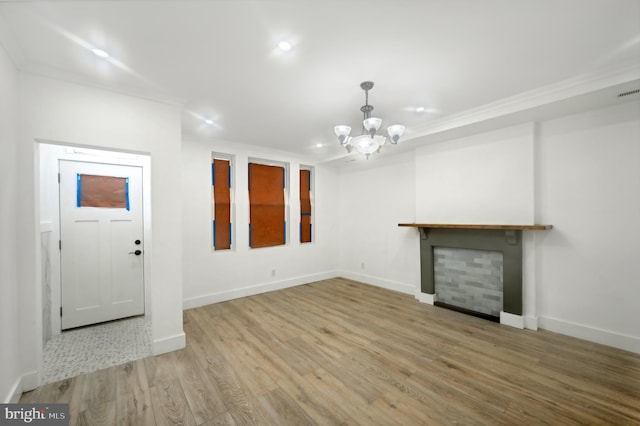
(18, 371, 38, 395)
(416, 292, 436, 305)
(153, 332, 186, 356)
(539, 316, 640, 355)
(4, 371, 38, 403)
(339, 271, 415, 295)
(4, 377, 22, 403)
(525, 315, 538, 331)
(500, 311, 525, 329)
(183, 271, 340, 310)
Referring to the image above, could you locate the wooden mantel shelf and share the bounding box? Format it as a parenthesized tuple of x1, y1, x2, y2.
(398, 223, 552, 231)
(399, 224, 552, 244)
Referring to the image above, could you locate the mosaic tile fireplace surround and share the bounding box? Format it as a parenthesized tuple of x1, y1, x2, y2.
(434, 247, 504, 319)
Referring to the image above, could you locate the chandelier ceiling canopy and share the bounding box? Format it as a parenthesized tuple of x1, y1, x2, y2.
(334, 81, 405, 159)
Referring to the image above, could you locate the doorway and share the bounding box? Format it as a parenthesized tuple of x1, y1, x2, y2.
(39, 143, 152, 383)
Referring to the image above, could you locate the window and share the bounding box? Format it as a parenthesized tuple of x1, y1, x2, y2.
(248, 161, 287, 248)
(212, 154, 233, 250)
(299, 167, 313, 243)
(77, 174, 129, 210)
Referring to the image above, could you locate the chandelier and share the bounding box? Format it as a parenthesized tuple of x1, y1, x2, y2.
(334, 81, 405, 159)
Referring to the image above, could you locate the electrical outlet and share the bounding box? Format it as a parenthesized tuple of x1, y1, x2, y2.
(361, 262, 365, 270)
(271, 268, 276, 277)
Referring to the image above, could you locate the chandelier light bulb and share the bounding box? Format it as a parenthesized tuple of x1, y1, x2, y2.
(352, 135, 386, 157)
(334, 125, 352, 145)
(363, 117, 382, 135)
(386, 124, 405, 144)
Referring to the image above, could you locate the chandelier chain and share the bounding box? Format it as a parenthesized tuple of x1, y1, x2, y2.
(365, 89, 369, 119)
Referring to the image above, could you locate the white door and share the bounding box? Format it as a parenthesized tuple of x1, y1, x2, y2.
(59, 160, 144, 329)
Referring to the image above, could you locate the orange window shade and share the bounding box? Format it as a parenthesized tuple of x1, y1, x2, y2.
(300, 169, 312, 243)
(249, 163, 285, 248)
(213, 159, 231, 250)
(79, 174, 127, 208)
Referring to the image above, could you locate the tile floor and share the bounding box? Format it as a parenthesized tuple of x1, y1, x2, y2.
(42, 315, 152, 384)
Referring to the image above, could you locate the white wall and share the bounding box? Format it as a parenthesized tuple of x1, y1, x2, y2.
(182, 138, 341, 308)
(536, 101, 640, 353)
(415, 123, 535, 225)
(0, 42, 23, 402)
(17, 74, 185, 385)
(338, 152, 419, 295)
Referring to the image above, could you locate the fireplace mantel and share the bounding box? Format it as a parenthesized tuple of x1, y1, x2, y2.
(398, 223, 552, 244)
(398, 223, 552, 230)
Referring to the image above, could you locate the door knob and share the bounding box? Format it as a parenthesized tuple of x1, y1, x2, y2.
(128, 250, 142, 255)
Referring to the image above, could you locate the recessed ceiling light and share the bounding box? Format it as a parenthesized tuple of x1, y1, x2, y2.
(315, 143, 323, 148)
(204, 119, 214, 125)
(415, 106, 425, 113)
(278, 41, 292, 52)
(92, 48, 110, 58)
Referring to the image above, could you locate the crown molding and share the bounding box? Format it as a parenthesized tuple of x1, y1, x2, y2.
(407, 60, 640, 142)
(20, 65, 185, 107)
(0, 10, 26, 68)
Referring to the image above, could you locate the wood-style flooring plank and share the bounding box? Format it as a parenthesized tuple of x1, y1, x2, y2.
(78, 367, 116, 426)
(302, 368, 397, 426)
(270, 366, 353, 426)
(145, 353, 197, 426)
(198, 411, 237, 426)
(148, 378, 197, 426)
(171, 347, 227, 424)
(116, 359, 156, 426)
(257, 388, 317, 425)
(186, 310, 271, 425)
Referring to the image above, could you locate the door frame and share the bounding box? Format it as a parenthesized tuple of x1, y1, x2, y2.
(38, 142, 152, 338)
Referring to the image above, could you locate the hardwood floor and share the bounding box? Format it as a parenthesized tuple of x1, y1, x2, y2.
(21, 278, 640, 425)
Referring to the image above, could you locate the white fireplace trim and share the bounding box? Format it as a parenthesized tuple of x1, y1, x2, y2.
(500, 311, 525, 329)
(417, 292, 436, 305)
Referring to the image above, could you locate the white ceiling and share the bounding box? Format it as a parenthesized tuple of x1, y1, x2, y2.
(1, 0, 639, 164)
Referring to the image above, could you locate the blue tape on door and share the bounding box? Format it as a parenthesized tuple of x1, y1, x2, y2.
(76, 174, 82, 207)
(125, 178, 130, 211)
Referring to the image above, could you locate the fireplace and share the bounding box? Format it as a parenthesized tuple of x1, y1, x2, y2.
(398, 223, 552, 328)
